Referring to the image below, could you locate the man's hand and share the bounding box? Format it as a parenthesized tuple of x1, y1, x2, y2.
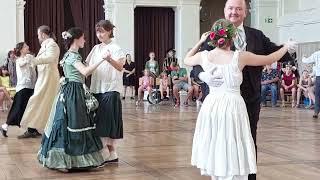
(286, 38, 298, 54)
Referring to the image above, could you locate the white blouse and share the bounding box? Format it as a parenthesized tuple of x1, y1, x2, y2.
(15, 55, 37, 92)
(87, 41, 125, 93)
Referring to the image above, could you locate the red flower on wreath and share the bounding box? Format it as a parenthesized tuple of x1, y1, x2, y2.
(218, 38, 225, 45)
(218, 29, 226, 36)
(210, 32, 216, 40)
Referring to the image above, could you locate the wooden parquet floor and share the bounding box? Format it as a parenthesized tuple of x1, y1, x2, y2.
(0, 100, 319, 180)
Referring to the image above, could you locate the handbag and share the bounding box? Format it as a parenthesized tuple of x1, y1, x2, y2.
(83, 84, 99, 112)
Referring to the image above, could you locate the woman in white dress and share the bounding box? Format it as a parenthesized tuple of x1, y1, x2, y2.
(86, 20, 125, 165)
(184, 19, 296, 180)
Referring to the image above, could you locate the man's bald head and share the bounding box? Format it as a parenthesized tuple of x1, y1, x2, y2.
(224, 0, 247, 27)
(225, 0, 247, 9)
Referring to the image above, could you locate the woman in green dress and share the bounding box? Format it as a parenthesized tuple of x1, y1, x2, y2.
(38, 27, 106, 170)
(145, 51, 159, 77)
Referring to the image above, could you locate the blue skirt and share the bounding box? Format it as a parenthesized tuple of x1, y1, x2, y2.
(38, 81, 104, 169)
(94, 91, 123, 139)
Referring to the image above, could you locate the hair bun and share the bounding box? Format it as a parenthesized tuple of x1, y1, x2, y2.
(208, 19, 236, 49)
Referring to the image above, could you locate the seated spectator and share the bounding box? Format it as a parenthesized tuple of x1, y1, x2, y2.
(261, 64, 279, 107)
(306, 66, 316, 108)
(3, 50, 17, 87)
(1, 66, 9, 77)
(281, 53, 299, 79)
(190, 69, 202, 105)
(163, 49, 178, 75)
(136, 69, 153, 106)
(0, 67, 13, 110)
(0, 87, 12, 111)
(167, 61, 179, 73)
(159, 71, 170, 100)
(145, 51, 159, 78)
(0, 67, 15, 96)
(171, 64, 193, 107)
(296, 70, 312, 107)
(280, 65, 297, 107)
(302, 52, 320, 118)
(281, 65, 299, 79)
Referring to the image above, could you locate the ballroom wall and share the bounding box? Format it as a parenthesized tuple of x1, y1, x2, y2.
(0, 0, 17, 64)
(106, 0, 201, 66)
(278, 1, 320, 43)
(1, 0, 320, 66)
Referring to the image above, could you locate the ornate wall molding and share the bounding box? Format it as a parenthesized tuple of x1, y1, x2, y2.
(16, 0, 25, 10)
(16, 0, 26, 42)
(103, 0, 115, 20)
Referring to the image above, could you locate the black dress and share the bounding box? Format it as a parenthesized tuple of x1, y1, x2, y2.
(123, 62, 135, 86)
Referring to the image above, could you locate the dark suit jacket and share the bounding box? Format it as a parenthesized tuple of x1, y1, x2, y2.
(194, 26, 293, 103)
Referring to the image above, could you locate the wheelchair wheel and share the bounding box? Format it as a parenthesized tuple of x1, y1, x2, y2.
(147, 90, 161, 104)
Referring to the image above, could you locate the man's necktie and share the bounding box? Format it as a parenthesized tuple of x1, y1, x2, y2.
(234, 28, 247, 51)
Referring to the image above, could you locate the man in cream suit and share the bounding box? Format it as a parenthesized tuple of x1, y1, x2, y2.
(19, 25, 60, 138)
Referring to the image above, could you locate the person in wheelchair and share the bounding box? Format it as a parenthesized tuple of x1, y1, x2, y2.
(136, 69, 154, 106)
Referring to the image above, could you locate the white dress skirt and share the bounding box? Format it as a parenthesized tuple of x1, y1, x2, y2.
(191, 50, 257, 179)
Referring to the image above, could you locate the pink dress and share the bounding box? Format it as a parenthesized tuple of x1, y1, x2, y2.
(142, 76, 151, 89)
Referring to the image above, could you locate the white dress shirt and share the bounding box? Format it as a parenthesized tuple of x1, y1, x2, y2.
(15, 55, 36, 92)
(302, 51, 320, 76)
(88, 41, 125, 93)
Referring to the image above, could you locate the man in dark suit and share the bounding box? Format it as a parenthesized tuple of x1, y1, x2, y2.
(192, 0, 295, 179)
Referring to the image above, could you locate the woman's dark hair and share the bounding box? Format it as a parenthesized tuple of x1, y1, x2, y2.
(0, 66, 8, 76)
(14, 42, 25, 57)
(123, 54, 130, 64)
(63, 27, 84, 50)
(95, 20, 115, 38)
(38, 25, 56, 41)
(7, 50, 14, 59)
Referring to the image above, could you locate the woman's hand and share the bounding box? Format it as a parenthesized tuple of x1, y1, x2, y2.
(102, 50, 112, 62)
(200, 32, 210, 43)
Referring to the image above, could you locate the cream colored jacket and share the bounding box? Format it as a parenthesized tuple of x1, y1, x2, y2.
(21, 38, 60, 130)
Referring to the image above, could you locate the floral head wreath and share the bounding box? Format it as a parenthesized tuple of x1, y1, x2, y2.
(62, 31, 72, 40)
(207, 19, 236, 48)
